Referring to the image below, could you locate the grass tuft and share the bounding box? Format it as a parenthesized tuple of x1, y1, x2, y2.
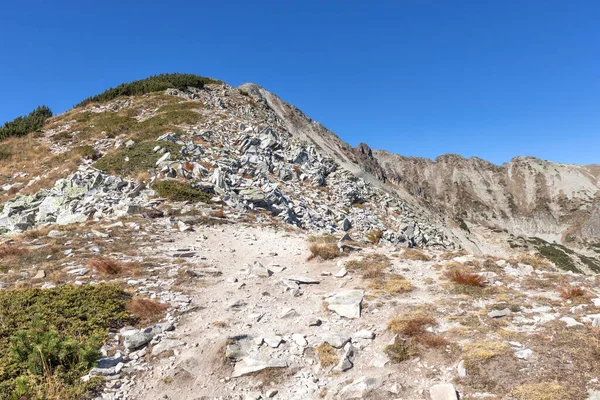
(401, 248, 431, 261)
(559, 285, 587, 300)
(88, 256, 122, 275)
(126, 298, 168, 325)
(387, 315, 436, 336)
(315, 343, 338, 367)
(447, 269, 486, 287)
(308, 242, 341, 261)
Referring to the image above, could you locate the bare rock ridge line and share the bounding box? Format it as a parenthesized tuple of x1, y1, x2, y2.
(241, 82, 600, 264)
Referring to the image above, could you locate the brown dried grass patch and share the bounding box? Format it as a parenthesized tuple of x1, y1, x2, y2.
(0, 243, 28, 259)
(315, 342, 338, 367)
(308, 242, 341, 261)
(559, 285, 587, 300)
(401, 248, 431, 261)
(387, 315, 436, 336)
(88, 256, 122, 275)
(127, 298, 168, 325)
(516, 253, 552, 269)
(447, 269, 486, 287)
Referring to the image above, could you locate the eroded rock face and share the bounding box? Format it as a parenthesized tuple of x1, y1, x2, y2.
(372, 150, 600, 246)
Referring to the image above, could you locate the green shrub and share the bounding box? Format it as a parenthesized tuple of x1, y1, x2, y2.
(0, 106, 52, 141)
(94, 141, 182, 175)
(10, 315, 101, 376)
(76, 73, 220, 108)
(0, 284, 133, 399)
(153, 180, 212, 202)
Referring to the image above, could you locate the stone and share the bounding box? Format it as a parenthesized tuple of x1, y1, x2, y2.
(334, 342, 355, 372)
(247, 261, 272, 277)
(291, 333, 308, 347)
(429, 383, 459, 400)
(342, 218, 352, 231)
(354, 330, 375, 339)
(457, 360, 467, 378)
(47, 230, 67, 238)
(324, 290, 363, 319)
(264, 336, 283, 348)
(232, 357, 288, 378)
(515, 348, 533, 359)
(324, 333, 351, 349)
(560, 316, 583, 327)
(32, 270, 46, 280)
(151, 339, 185, 356)
(280, 308, 299, 319)
(339, 376, 382, 399)
(285, 275, 320, 284)
(123, 322, 174, 350)
(281, 279, 300, 290)
(334, 267, 347, 278)
(488, 308, 511, 318)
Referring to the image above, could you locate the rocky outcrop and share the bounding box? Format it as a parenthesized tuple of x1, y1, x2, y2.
(0, 166, 156, 233)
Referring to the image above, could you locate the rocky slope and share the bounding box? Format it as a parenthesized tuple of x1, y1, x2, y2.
(372, 151, 600, 246)
(0, 75, 599, 400)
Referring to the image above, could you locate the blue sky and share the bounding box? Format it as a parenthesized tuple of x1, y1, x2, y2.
(1, 1, 599, 165)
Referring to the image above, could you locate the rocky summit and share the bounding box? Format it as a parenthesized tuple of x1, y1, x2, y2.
(0, 74, 599, 400)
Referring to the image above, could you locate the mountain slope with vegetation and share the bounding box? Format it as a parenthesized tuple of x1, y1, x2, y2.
(0, 74, 598, 399)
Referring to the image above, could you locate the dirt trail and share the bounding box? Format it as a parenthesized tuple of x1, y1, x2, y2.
(129, 225, 453, 399)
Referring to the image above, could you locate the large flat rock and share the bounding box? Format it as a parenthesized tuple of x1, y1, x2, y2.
(324, 289, 363, 319)
(232, 357, 288, 378)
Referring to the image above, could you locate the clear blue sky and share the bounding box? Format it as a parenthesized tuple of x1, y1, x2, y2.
(1, 1, 599, 165)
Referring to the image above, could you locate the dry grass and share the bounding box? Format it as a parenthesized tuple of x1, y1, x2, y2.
(308, 242, 342, 261)
(0, 243, 29, 259)
(559, 285, 587, 300)
(211, 209, 226, 218)
(438, 250, 468, 260)
(516, 253, 552, 269)
(315, 343, 338, 367)
(307, 234, 338, 243)
(463, 341, 509, 361)
(413, 333, 448, 348)
(346, 253, 390, 279)
(382, 275, 414, 294)
(447, 269, 486, 287)
(88, 256, 122, 275)
(511, 382, 573, 400)
(20, 226, 53, 240)
(364, 229, 383, 244)
(401, 248, 431, 261)
(384, 336, 413, 363)
(388, 315, 436, 336)
(346, 254, 414, 295)
(127, 298, 168, 325)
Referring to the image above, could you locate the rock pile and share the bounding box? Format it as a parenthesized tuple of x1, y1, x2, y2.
(0, 166, 156, 233)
